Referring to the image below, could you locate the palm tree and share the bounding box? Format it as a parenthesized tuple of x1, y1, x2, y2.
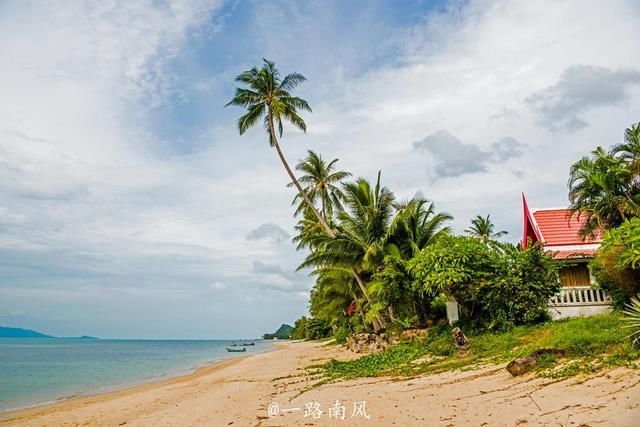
(568, 147, 634, 235)
(288, 150, 351, 220)
(612, 122, 640, 176)
(389, 197, 452, 259)
(299, 173, 395, 330)
(225, 59, 334, 237)
(465, 214, 508, 242)
(309, 266, 365, 330)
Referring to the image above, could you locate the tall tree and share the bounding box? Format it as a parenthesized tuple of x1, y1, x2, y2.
(288, 150, 351, 220)
(568, 147, 635, 235)
(225, 59, 335, 237)
(465, 214, 508, 242)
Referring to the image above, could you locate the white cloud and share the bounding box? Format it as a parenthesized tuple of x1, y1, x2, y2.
(1, 0, 639, 337)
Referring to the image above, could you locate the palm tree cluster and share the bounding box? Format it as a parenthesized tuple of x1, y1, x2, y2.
(568, 122, 640, 236)
(296, 170, 453, 331)
(227, 59, 510, 335)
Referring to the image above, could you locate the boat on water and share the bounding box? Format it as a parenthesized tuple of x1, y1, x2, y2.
(226, 347, 246, 352)
(240, 342, 255, 346)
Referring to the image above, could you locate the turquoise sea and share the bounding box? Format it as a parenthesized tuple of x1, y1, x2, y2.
(0, 338, 273, 411)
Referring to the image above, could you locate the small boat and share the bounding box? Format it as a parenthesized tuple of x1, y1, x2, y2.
(240, 342, 255, 346)
(226, 347, 246, 352)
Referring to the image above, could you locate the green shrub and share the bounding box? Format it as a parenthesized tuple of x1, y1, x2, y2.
(409, 236, 559, 330)
(334, 326, 352, 344)
(591, 219, 640, 306)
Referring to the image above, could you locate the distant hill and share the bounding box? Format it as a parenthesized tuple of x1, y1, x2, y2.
(263, 324, 293, 340)
(0, 326, 97, 339)
(0, 326, 53, 338)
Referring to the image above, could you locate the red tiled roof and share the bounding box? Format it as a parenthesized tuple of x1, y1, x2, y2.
(549, 249, 598, 260)
(532, 208, 602, 246)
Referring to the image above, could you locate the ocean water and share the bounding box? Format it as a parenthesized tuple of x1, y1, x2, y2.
(0, 338, 273, 411)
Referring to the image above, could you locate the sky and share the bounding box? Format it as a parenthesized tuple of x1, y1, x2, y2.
(0, 0, 639, 339)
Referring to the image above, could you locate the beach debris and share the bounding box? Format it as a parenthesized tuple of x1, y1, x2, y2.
(451, 327, 469, 347)
(506, 348, 567, 376)
(346, 333, 389, 353)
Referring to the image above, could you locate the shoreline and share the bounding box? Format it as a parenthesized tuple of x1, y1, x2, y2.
(0, 353, 252, 419)
(0, 341, 277, 415)
(1, 341, 639, 426)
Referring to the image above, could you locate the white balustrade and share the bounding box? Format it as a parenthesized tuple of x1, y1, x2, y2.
(549, 286, 612, 307)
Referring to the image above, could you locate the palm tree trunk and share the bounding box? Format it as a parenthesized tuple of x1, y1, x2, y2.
(351, 267, 385, 330)
(388, 306, 396, 322)
(266, 112, 385, 331)
(267, 112, 335, 238)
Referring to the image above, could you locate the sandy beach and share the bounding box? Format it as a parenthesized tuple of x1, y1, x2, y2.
(1, 341, 639, 426)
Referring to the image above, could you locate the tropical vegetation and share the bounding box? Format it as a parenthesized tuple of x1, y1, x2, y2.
(464, 214, 508, 242)
(623, 295, 640, 348)
(227, 61, 639, 356)
(566, 122, 640, 309)
(316, 314, 638, 381)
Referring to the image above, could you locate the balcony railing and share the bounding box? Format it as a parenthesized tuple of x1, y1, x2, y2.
(549, 286, 612, 307)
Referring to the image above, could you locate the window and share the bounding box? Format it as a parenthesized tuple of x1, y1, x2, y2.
(558, 264, 591, 287)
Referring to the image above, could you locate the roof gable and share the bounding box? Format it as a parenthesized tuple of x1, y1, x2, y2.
(531, 208, 602, 246)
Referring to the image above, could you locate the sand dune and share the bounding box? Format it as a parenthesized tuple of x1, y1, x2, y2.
(1, 341, 638, 426)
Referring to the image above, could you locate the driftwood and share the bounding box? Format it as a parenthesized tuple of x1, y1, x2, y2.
(506, 348, 567, 376)
(451, 327, 469, 347)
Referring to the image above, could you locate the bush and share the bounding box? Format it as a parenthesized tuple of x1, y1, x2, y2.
(334, 326, 352, 344)
(409, 236, 559, 330)
(591, 218, 640, 306)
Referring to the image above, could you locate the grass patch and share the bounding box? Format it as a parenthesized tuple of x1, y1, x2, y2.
(318, 314, 639, 381)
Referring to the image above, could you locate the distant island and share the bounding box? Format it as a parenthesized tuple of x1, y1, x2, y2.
(0, 326, 97, 339)
(262, 324, 293, 340)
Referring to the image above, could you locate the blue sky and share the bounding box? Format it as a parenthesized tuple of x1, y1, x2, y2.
(0, 0, 639, 338)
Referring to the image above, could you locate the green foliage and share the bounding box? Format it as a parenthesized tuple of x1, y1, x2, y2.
(370, 257, 419, 320)
(622, 295, 640, 348)
(334, 326, 352, 344)
(409, 236, 559, 330)
(288, 150, 351, 219)
(464, 214, 508, 242)
(568, 122, 640, 236)
(590, 218, 640, 306)
(318, 314, 639, 380)
(568, 147, 637, 236)
(305, 318, 332, 340)
(604, 218, 640, 269)
(321, 341, 428, 379)
(225, 58, 311, 144)
(291, 316, 309, 340)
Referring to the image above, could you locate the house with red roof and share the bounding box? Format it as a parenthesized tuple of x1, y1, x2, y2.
(522, 194, 612, 319)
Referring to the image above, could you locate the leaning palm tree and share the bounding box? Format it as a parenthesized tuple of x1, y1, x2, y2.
(465, 214, 508, 242)
(225, 59, 334, 237)
(288, 150, 351, 220)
